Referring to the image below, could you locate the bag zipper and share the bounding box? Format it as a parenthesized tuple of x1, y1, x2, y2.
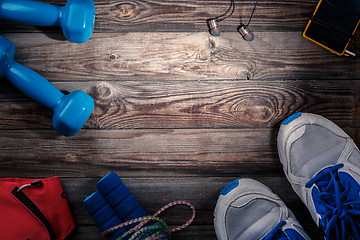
(11, 187, 54, 240)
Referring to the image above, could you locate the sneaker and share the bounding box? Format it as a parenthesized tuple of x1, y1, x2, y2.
(278, 112, 360, 239)
(214, 178, 310, 240)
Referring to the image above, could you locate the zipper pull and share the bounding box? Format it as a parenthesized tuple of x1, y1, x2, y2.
(17, 180, 43, 192)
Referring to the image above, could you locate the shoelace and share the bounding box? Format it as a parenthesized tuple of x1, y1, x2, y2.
(305, 163, 360, 240)
(263, 221, 289, 240)
(102, 200, 195, 240)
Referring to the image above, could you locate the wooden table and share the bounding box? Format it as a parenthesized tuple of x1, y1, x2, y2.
(1, 0, 359, 239)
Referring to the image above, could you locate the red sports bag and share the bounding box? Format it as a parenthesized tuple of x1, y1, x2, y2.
(0, 176, 76, 240)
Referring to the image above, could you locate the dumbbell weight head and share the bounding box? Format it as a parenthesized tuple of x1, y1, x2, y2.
(53, 90, 94, 136)
(0, 0, 95, 43)
(60, 0, 96, 43)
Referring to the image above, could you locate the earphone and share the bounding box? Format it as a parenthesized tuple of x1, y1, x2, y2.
(206, 0, 258, 41)
(238, 24, 254, 41)
(206, 19, 221, 36)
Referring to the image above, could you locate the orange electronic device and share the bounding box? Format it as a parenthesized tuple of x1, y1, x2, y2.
(303, 0, 360, 56)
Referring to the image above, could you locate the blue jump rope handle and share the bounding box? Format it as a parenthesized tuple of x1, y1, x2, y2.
(97, 172, 148, 222)
(0, 0, 60, 26)
(84, 172, 148, 239)
(83, 191, 127, 240)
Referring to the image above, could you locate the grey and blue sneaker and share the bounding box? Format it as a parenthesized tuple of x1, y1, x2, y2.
(278, 112, 360, 239)
(214, 178, 310, 240)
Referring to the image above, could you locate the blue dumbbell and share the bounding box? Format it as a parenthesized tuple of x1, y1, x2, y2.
(97, 172, 148, 223)
(0, 35, 94, 136)
(83, 191, 128, 240)
(0, 0, 95, 43)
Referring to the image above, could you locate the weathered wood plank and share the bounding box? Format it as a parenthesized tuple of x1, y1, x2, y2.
(68, 225, 217, 240)
(0, 128, 358, 178)
(0, 0, 318, 33)
(2, 32, 358, 81)
(62, 177, 322, 239)
(0, 129, 281, 177)
(0, 79, 355, 129)
(68, 224, 321, 240)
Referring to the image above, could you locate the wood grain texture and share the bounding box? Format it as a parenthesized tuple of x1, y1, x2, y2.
(0, 128, 358, 179)
(1, 32, 359, 81)
(0, 79, 356, 129)
(0, 129, 281, 178)
(0, 0, 318, 33)
(69, 225, 217, 240)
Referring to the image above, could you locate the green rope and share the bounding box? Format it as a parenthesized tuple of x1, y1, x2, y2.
(116, 216, 171, 240)
(104, 201, 196, 240)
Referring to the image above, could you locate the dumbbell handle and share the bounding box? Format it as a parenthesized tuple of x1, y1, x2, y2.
(0, 0, 61, 26)
(6, 61, 63, 110)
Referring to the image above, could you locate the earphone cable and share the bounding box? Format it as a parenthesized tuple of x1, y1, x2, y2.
(216, 0, 236, 22)
(244, 0, 258, 28)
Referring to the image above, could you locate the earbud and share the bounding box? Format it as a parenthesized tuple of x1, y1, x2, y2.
(207, 0, 257, 41)
(207, 19, 221, 36)
(237, 25, 254, 41)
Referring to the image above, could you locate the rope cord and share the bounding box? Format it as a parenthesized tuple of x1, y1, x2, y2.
(102, 200, 196, 240)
